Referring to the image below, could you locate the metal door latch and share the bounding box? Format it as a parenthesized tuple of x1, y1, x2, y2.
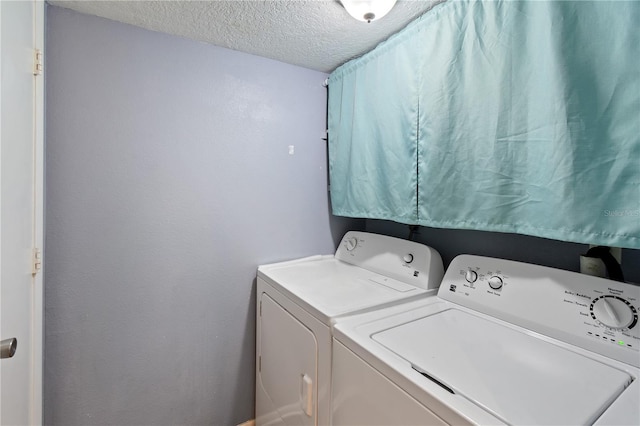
(0, 338, 17, 359)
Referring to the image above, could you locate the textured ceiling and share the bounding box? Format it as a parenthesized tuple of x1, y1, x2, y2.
(48, 0, 442, 73)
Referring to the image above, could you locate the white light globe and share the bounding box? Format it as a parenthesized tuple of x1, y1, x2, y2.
(341, 0, 398, 23)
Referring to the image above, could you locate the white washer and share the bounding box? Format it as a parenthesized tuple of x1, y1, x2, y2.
(255, 231, 444, 426)
(332, 254, 640, 425)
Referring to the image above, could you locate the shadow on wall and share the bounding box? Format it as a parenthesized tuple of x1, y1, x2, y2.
(230, 279, 258, 422)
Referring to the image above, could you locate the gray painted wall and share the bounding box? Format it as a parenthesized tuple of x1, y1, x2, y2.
(367, 220, 640, 284)
(45, 6, 358, 425)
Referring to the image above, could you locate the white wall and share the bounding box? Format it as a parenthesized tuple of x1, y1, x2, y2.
(45, 6, 358, 425)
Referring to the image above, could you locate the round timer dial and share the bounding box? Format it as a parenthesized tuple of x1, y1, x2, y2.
(465, 270, 478, 283)
(590, 295, 638, 330)
(344, 237, 358, 251)
(488, 276, 503, 290)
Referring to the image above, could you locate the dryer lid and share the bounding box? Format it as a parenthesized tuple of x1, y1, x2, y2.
(259, 258, 425, 322)
(373, 309, 632, 425)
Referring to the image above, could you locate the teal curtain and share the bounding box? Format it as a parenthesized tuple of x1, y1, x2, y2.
(328, 0, 640, 249)
(328, 23, 420, 223)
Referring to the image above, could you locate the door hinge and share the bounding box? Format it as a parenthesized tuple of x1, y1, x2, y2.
(32, 248, 42, 275)
(258, 355, 261, 372)
(259, 300, 262, 317)
(33, 49, 43, 76)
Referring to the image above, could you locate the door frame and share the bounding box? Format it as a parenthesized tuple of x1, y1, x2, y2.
(0, 0, 45, 423)
(32, 1, 44, 424)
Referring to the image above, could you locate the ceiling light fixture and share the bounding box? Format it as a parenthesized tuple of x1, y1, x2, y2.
(341, 0, 398, 23)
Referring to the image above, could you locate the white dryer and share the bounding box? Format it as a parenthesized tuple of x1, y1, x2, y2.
(255, 231, 444, 426)
(332, 255, 640, 425)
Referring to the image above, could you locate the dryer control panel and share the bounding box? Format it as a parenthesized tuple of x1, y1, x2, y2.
(335, 231, 444, 291)
(439, 255, 640, 368)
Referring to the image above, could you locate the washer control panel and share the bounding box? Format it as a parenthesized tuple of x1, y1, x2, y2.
(439, 255, 640, 368)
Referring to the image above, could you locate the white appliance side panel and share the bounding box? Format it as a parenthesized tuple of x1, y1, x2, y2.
(259, 293, 317, 426)
(373, 309, 632, 426)
(256, 279, 333, 426)
(331, 341, 448, 426)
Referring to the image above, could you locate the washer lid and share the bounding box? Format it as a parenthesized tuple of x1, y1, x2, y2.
(373, 309, 633, 425)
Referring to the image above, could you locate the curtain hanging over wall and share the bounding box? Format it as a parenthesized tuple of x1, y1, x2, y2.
(328, 0, 640, 249)
(328, 26, 420, 223)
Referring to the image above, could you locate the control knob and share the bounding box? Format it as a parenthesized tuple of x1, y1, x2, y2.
(403, 254, 414, 264)
(488, 276, 503, 290)
(344, 237, 358, 251)
(590, 296, 637, 330)
(465, 270, 478, 283)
